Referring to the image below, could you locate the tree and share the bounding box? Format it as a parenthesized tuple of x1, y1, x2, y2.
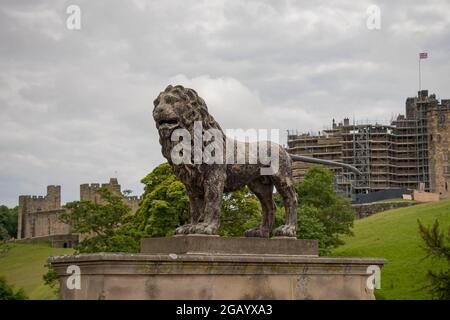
(122, 189, 133, 196)
(60, 188, 139, 253)
(277, 166, 355, 255)
(418, 219, 450, 300)
(0, 205, 18, 240)
(42, 262, 59, 297)
(0, 276, 28, 300)
(0, 225, 9, 241)
(134, 163, 190, 237)
(219, 188, 261, 236)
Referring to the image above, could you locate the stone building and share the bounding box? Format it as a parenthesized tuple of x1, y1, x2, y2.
(287, 90, 450, 201)
(17, 178, 141, 247)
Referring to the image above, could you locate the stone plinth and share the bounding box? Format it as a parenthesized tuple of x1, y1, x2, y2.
(141, 235, 318, 256)
(49, 236, 386, 300)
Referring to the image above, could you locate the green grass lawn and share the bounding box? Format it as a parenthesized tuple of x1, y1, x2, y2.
(333, 199, 450, 300)
(0, 243, 73, 300)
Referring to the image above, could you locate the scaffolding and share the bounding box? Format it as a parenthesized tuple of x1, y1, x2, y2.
(286, 90, 447, 199)
(415, 95, 430, 191)
(351, 123, 370, 194)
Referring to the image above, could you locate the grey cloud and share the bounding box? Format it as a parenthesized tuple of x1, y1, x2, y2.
(0, 0, 449, 206)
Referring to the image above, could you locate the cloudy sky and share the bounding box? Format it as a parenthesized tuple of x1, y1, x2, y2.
(1, 0, 449, 207)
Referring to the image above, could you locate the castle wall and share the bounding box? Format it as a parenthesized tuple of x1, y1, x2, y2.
(23, 209, 70, 238)
(123, 196, 141, 213)
(16, 234, 79, 248)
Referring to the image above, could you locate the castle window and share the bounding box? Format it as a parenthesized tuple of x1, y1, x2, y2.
(444, 166, 450, 175)
(444, 153, 449, 162)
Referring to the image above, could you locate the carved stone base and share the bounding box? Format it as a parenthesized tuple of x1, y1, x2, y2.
(49, 236, 386, 300)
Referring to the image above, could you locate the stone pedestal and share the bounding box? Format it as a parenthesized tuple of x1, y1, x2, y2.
(49, 236, 386, 300)
(141, 235, 318, 256)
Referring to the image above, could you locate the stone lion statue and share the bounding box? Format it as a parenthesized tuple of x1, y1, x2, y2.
(153, 85, 359, 238)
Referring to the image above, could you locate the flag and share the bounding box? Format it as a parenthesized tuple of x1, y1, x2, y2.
(419, 52, 428, 59)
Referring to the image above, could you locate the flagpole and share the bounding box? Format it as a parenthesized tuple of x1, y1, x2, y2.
(419, 56, 421, 92)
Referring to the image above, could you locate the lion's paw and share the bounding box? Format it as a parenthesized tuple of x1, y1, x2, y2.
(244, 227, 270, 238)
(272, 224, 296, 238)
(191, 222, 219, 235)
(174, 224, 195, 235)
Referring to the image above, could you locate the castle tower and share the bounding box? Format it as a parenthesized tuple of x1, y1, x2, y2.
(428, 99, 450, 198)
(17, 185, 61, 239)
(104, 178, 121, 194)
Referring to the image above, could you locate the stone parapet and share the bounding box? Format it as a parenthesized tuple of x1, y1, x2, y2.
(352, 201, 416, 219)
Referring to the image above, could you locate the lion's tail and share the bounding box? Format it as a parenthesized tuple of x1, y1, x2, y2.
(289, 154, 361, 175)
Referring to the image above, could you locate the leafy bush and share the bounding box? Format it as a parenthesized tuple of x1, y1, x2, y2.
(418, 219, 450, 300)
(134, 163, 261, 238)
(296, 166, 354, 254)
(42, 262, 59, 297)
(0, 205, 18, 240)
(275, 166, 354, 255)
(59, 188, 141, 253)
(0, 276, 28, 300)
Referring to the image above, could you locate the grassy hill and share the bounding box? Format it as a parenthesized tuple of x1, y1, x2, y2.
(333, 199, 450, 300)
(0, 243, 73, 300)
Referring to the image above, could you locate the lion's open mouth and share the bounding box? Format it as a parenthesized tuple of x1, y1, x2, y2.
(159, 119, 178, 126)
(158, 119, 179, 130)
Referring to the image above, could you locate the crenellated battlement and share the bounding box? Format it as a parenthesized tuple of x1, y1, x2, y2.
(80, 178, 122, 203)
(122, 195, 142, 213)
(18, 185, 61, 212)
(21, 195, 53, 200)
(80, 183, 101, 189)
(125, 195, 143, 201)
(90, 183, 100, 188)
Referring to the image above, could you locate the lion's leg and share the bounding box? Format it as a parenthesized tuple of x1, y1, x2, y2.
(191, 170, 225, 235)
(188, 189, 205, 224)
(174, 189, 204, 235)
(272, 177, 298, 238)
(245, 179, 275, 238)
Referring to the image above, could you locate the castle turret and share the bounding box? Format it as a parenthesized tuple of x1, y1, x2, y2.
(17, 185, 61, 239)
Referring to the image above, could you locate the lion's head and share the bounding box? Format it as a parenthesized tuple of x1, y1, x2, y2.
(153, 84, 222, 136)
(153, 85, 224, 161)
